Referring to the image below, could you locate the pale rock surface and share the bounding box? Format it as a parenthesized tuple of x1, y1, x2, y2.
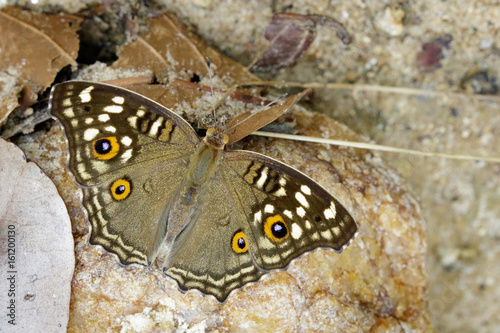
(18, 106, 431, 332)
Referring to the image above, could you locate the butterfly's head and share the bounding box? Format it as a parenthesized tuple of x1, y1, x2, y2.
(203, 127, 229, 150)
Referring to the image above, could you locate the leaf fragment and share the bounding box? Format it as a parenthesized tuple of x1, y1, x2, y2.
(0, 6, 81, 125)
(113, 13, 259, 86)
(250, 13, 352, 72)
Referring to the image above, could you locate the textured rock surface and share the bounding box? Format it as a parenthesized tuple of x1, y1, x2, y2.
(18, 103, 431, 331)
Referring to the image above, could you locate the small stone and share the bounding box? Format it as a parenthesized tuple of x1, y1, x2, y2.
(461, 71, 499, 95)
(416, 35, 453, 72)
(374, 6, 405, 37)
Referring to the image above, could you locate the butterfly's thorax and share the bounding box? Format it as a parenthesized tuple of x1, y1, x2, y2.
(163, 128, 228, 250)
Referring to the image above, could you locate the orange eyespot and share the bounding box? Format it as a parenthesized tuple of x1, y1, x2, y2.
(92, 136, 119, 160)
(264, 214, 289, 242)
(232, 231, 248, 254)
(110, 178, 132, 201)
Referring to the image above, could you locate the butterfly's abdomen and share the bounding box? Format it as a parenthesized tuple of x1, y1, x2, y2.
(162, 143, 223, 255)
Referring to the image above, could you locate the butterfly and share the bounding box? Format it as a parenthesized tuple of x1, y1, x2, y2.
(49, 81, 357, 302)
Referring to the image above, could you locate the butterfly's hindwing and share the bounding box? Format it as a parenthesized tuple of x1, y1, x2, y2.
(165, 172, 264, 302)
(221, 151, 357, 270)
(82, 158, 189, 265)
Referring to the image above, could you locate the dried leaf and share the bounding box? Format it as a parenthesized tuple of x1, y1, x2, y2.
(251, 13, 352, 72)
(0, 6, 81, 124)
(225, 88, 311, 144)
(0, 139, 74, 332)
(416, 34, 453, 72)
(126, 80, 282, 128)
(0, 74, 23, 125)
(113, 13, 259, 86)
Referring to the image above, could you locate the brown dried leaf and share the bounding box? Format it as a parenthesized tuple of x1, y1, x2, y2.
(0, 75, 23, 125)
(113, 13, 259, 86)
(0, 139, 74, 332)
(127, 80, 269, 117)
(225, 88, 312, 144)
(0, 6, 81, 124)
(251, 13, 352, 72)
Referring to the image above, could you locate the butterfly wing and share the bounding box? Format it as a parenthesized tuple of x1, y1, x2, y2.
(164, 171, 264, 302)
(165, 149, 357, 301)
(50, 81, 201, 265)
(222, 151, 357, 271)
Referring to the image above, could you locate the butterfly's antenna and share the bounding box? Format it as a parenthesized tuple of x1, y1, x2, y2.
(224, 93, 287, 133)
(206, 58, 218, 122)
(213, 84, 238, 111)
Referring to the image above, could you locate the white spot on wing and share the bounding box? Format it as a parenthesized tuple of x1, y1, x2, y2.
(274, 187, 286, 197)
(291, 223, 303, 239)
(150, 117, 162, 136)
(279, 177, 286, 186)
(71, 119, 78, 127)
(62, 98, 72, 106)
(264, 204, 274, 213)
(128, 116, 137, 128)
(295, 192, 309, 208)
(256, 167, 268, 189)
(321, 230, 333, 240)
(63, 108, 74, 117)
(83, 128, 99, 141)
(121, 149, 132, 161)
(305, 220, 312, 229)
(85, 118, 93, 124)
(296, 206, 306, 218)
(77, 163, 90, 178)
(324, 208, 335, 220)
(79, 86, 94, 103)
(332, 226, 341, 236)
(112, 96, 125, 104)
(301, 185, 311, 195)
(98, 114, 110, 122)
(254, 211, 262, 223)
(121, 136, 132, 146)
(284, 210, 293, 219)
(104, 105, 123, 113)
(104, 126, 116, 133)
(330, 202, 337, 218)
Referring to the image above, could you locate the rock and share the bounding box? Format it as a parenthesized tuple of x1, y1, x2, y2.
(20, 102, 431, 331)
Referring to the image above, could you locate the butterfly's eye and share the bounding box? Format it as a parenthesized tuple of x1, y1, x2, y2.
(110, 178, 132, 201)
(92, 136, 120, 160)
(231, 231, 248, 254)
(264, 214, 289, 242)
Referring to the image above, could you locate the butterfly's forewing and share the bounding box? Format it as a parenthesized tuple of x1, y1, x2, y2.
(50, 82, 200, 186)
(221, 151, 357, 270)
(50, 81, 200, 265)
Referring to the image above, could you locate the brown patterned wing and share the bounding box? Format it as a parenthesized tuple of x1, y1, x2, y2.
(49, 81, 201, 265)
(49, 81, 200, 186)
(221, 150, 357, 271)
(164, 149, 357, 302)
